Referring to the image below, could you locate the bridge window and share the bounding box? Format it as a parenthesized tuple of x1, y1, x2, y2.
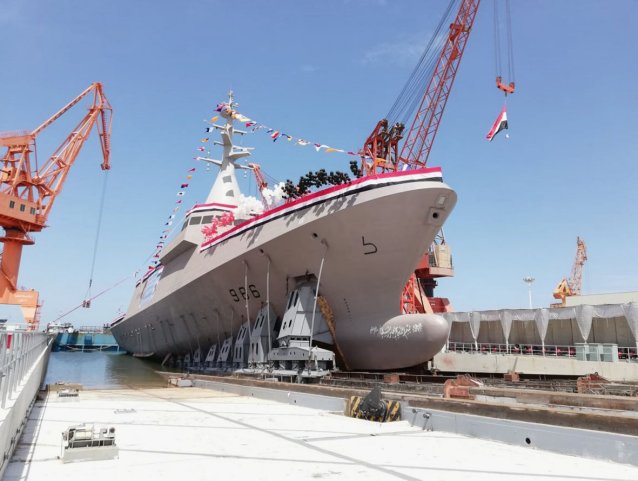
(19, 204, 25, 212)
(9, 201, 14, 208)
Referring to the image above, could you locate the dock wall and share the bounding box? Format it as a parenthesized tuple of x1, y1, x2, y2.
(190, 376, 638, 467)
(0, 331, 52, 479)
(52, 331, 120, 352)
(432, 351, 638, 381)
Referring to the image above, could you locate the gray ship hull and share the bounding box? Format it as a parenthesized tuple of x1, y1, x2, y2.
(112, 168, 456, 370)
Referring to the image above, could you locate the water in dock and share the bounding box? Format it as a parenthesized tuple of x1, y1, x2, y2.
(44, 352, 165, 389)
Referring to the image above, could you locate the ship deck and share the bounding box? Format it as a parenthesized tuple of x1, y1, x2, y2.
(6, 385, 638, 480)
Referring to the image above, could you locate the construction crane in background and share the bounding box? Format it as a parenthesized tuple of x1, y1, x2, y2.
(362, 0, 480, 175)
(361, 0, 480, 314)
(494, 0, 516, 95)
(0, 82, 112, 329)
(247, 163, 269, 207)
(553, 237, 588, 306)
(361, 0, 516, 314)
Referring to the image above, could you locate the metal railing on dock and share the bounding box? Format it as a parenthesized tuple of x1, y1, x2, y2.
(0, 328, 51, 408)
(0, 327, 52, 479)
(446, 342, 638, 361)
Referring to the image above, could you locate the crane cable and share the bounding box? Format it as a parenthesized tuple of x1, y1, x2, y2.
(54, 274, 133, 323)
(494, 0, 516, 96)
(386, 0, 458, 127)
(83, 170, 109, 307)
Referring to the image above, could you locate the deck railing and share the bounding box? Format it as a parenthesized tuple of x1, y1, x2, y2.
(446, 341, 638, 361)
(0, 328, 52, 408)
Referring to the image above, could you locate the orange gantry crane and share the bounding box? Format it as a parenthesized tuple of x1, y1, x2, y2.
(553, 237, 587, 306)
(0, 82, 112, 329)
(361, 0, 481, 314)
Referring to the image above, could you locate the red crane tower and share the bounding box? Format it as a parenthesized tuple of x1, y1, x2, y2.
(553, 237, 588, 306)
(0, 82, 112, 328)
(361, 0, 480, 314)
(362, 0, 480, 175)
(247, 163, 269, 207)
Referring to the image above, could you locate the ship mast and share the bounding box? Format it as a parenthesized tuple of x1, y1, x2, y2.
(197, 90, 254, 205)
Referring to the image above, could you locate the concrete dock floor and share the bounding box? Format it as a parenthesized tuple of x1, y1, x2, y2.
(4, 387, 638, 481)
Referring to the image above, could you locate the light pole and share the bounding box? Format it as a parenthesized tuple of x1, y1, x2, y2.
(523, 276, 535, 309)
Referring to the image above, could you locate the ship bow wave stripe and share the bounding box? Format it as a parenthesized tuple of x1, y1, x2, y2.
(200, 168, 444, 251)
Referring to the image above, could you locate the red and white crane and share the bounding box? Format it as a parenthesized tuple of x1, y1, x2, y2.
(360, 0, 480, 314)
(553, 237, 588, 306)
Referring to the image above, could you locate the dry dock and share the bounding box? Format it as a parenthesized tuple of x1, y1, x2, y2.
(5, 384, 638, 481)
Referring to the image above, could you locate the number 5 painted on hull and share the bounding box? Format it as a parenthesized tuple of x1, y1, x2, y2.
(362, 236, 377, 255)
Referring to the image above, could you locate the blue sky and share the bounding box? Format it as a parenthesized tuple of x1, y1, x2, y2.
(0, 0, 636, 327)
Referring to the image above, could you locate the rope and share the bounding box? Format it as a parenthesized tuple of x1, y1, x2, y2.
(494, 0, 516, 88)
(214, 310, 221, 352)
(386, 0, 457, 127)
(229, 309, 235, 362)
(243, 261, 253, 364)
(266, 256, 272, 362)
(84, 170, 110, 305)
(493, 0, 501, 78)
(308, 240, 328, 370)
(506, 0, 515, 83)
(52, 274, 132, 323)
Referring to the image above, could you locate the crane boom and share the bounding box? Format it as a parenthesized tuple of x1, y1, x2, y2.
(553, 237, 588, 305)
(358, 1, 480, 315)
(247, 163, 269, 207)
(0, 82, 112, 328)
(569, 236, 587, 295)
(399, 0, 480, 168)
(0, 82, 111, 231)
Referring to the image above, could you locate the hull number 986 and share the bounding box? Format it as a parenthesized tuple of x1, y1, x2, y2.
(229, 284, 261, 302)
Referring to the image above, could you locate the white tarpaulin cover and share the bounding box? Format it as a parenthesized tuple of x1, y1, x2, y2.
(443, 302, 638, 343)
(622, 303, 638, 341)
(534, 309, 550, 342)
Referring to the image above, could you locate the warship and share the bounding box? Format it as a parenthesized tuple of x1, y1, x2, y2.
(111, 94, 457, 372)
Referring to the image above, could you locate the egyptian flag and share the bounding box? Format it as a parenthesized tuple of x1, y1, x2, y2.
(486, 106, 508, 141)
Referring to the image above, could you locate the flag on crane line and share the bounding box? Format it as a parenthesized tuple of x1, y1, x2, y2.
(486, 106, 508, 141)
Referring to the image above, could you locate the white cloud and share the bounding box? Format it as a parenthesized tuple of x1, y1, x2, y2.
(300, 64, 319, 73)
(362, 31, 433, 67)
